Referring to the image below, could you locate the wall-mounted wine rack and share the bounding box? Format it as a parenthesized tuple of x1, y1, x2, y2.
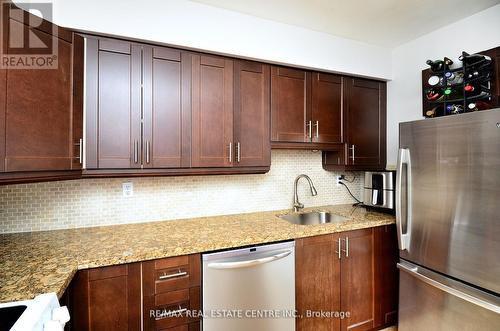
(422, 46, 500, 118)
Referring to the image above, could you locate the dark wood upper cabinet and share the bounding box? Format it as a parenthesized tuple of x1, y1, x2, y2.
(191, 55, 234, 168)
(142, 46, 191, 169)
(233, 60, 271, 167)
(296, 234, 341, 331)
(0, 5, 83, 184)
(271, 68, 344, 149)
(85, 38, 142, 169)
(323, 78, 387, 171)
(271, 66, 310, 143)
(311, 73, 343, 144)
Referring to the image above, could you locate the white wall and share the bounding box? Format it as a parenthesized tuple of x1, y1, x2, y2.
(19, 0, 392, 80)
(386, 4, 500, 167)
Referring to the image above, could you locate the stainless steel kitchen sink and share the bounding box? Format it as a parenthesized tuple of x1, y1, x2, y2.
(280, 211, 348, 225)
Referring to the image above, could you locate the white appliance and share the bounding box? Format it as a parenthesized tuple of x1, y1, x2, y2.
(0, 293, 69, 331)
(202, 241, 295, 331)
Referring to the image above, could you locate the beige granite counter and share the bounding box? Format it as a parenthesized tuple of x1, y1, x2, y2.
(0, 204, 394, 303)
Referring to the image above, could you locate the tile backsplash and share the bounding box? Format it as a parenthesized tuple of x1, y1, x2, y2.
(0, 150, 363, 233)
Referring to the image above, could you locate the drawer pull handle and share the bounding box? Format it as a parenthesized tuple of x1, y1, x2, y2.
(155, 306, 188, 320)
(158, 270, 187, 280)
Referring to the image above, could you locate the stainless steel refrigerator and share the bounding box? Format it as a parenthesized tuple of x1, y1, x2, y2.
(396, 108, 500, 330)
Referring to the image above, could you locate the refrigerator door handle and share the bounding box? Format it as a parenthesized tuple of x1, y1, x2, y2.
(398, 261, 500, 314)
(396, 148, 412, 251)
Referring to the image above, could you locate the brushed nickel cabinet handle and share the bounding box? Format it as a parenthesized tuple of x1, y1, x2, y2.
(307, 121, 312, 139)
(74, 139, 83, 164)
(236, 142, 241, 163)
(146, 140, 150, 164)
(345, 236, 349, 257)
(133, 140, 138, 163)
(155, 306, 188, 321)
(349, 144, 355, 162)
(315, 121, 319, 138)
(228, 142, 233, 163)
(335, 239, 342, 260)
(158, 270, 187, 280)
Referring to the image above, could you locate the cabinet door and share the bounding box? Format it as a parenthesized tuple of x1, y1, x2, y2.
(68, 264, 142, 331)
(340, 228, 375, 331)
(233, 60, 271, 167)
(85, 38, 142, 169)
(374, 225, 398, 328)
(271, 67, 311, 143)
(142, 47, 191, 168)
(3, 20, 75, 172)
(311, 73, 343, 143)
(191, 55, 233, 167)
(344, 78, 386, 169)
(296, 234, 341, 331)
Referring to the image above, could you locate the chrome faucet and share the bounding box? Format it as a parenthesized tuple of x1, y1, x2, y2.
(293, 174, 318, 212)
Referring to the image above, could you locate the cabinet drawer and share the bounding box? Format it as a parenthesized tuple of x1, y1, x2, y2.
(143, 254, 201, 296)
(158, 321, 200, 331)
(148, 287, 201, 330)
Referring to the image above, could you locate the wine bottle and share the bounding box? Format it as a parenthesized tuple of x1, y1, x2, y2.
(444, 71, 463, 85)
(446, 104, 464, 114)
(467, 101, 490, 111)
(459, 52, 491, 65)
(426, 106, 444, 118)
(426, 57, 453, 72)
(466, 69, 491, 80)
(428, 75, 443, 86)
(425, 88, 442, 101)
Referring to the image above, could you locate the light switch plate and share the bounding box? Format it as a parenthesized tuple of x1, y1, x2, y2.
(122, 182, 133, 197)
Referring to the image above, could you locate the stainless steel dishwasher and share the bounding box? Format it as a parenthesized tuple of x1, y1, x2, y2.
(202, 241, 295, 331)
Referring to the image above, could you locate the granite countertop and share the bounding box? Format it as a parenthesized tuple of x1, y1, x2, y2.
(0, 204, 395, 303)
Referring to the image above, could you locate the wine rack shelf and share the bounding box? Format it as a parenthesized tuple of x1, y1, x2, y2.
(422, 46, 500, 118)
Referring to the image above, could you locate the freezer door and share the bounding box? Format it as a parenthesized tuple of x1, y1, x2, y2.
(398, 260, 500, 331)
(397, 109, 500, 294)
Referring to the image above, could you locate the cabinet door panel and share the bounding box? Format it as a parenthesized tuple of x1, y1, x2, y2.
(296, 234, 341, 331)
(271, 66, 310, 143)
(311, 73, 342, 143)
(191, 55, 233, 167)
(234, 61, 270, 167)
(340, 228, 375, 331)
(345, 78, 386, 168)
(374, 225, 399, 327)
(85, 38, 141, 169)
(143, 47, 191, 168)
(4, 20, 73, 172)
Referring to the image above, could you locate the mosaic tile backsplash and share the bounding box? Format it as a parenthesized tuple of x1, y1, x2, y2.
(0, 150, 363, 233)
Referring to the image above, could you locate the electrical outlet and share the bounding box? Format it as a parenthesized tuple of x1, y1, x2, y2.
(335, 176, 342, 186)
(122, 182, 133, 197)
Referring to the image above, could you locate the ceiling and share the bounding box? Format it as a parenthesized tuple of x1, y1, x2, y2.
(190, 0, 500, 47)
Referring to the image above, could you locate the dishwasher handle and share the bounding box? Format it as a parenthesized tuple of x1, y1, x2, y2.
(207, 249, 292, 270)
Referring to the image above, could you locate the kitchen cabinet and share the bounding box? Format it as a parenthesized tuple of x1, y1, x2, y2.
(67, 264, 142, 331)
(295, 233, 341, 331)
(295, 225, 398, 331)
(142, 254, 201, 330)
(66, 254, 200, 331)
(142, 46, 191, 168)
(0, 5, 83, 184)
(271, 68, 343, 149)
(85, 38, 142, 169)
(191, 54, 234, 167)
(233, 60, 271, 167)
(323, 78, 387, 171)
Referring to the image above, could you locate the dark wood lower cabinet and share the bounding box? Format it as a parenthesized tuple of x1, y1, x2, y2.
(67, 264, 142, 331)
(296, 225, 398, 331)
(66, 229, 396, 331)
